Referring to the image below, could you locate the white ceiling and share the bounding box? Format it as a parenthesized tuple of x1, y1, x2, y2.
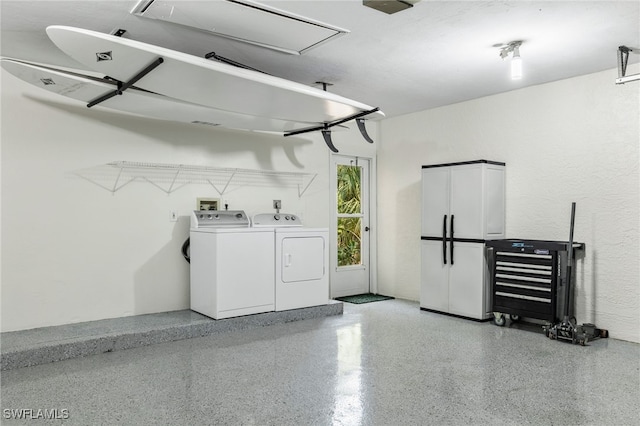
(1, 0, 639, 119)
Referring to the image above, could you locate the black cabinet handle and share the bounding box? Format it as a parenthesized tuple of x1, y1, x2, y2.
(442, 215, 447, 265)
(450, 215, 455, 265)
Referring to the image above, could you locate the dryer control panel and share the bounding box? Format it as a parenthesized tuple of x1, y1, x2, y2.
(252, 213, 303, 227)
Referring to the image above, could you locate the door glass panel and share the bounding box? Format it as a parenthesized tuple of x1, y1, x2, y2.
(336, 164, 362, 266)
(337, 165, 362, 214)
(337, 218, 361, 266)
(337, 163, 363, 268)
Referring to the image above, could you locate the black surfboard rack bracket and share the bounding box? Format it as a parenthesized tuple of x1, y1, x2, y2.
(321, 128, 339, 153)
(356, 118, 374, 144)
(283, 107, 380, 152)
(87, 57, 164, 108)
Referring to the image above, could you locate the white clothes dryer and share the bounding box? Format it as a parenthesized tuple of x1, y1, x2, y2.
(253, 213, 329, 311)
(190, 210, 275, 319)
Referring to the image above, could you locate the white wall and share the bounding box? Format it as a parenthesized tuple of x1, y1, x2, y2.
(3, 63, 638, 344)
(0, 69, 377, 332)
(378, 67, 640, 343)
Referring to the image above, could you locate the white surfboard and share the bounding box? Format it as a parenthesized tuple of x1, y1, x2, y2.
(1, 58, 349, 133)
(46, 25, 384, 125)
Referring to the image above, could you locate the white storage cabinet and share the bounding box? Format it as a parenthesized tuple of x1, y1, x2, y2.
(420, 160, 505, 320)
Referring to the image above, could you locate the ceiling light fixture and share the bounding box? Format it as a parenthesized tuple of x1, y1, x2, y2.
(499, 41, 523, 80)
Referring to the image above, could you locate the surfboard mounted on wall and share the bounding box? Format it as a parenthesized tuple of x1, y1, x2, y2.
(38, 25, 385, 152)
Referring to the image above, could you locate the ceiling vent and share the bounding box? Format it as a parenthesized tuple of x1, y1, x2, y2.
(130, 0, 349, 55)
(363, 0, 416, 15)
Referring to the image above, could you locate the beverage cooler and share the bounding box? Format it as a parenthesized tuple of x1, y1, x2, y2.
(420, 160, 505, 320)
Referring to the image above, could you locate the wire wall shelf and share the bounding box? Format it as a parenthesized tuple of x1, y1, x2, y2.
(73, 161, 318, 197)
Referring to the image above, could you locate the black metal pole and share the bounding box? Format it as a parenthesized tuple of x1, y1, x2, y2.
(562, 202, 576, 323)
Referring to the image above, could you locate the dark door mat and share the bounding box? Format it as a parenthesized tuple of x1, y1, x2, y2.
(335, 293, 395, 304)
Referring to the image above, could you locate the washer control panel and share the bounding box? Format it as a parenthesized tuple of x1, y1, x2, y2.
(191, 210, 250, 228)
(252, 213, 303, 227)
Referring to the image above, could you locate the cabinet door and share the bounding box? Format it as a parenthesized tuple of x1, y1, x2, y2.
(448, 242, 487, 319)
(421, 167, 450, 237)
(420, 240, 449, 312)
(450, 165, 484, 239)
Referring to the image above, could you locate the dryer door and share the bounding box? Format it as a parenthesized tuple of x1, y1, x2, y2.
(281, 236, 325, 282)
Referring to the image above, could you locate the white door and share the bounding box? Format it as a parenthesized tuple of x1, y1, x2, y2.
(330, 155, 370, 298)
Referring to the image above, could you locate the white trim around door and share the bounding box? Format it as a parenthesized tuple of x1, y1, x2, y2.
(330, 153, 377, 298)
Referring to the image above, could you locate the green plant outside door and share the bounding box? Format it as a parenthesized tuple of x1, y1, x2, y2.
(337, 164, 362, 267)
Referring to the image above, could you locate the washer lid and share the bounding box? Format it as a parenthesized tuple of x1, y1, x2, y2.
(191, 210, 249, 228)
(252, 213, 303, 227)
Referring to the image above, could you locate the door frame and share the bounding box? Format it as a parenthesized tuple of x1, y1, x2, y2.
(329, 153, 377, 297)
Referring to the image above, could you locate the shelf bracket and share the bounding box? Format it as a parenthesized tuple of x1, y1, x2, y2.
(616, 45, 640, 84)
(74, 172, 136, 194)
(141, 177, 169, 194)
(207, 169, 237, 195)
(112, 164, 125, 192)
(136, 166, 190, 194)
(140, 177, 189, 194)
(167, 166, 182, 194)
(206, 179, 223, 196)
(74, 162, 138, 193)
(298, 173, 318, 197)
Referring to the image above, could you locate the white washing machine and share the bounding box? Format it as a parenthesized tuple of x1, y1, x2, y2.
(190, 210, 275, 319)
(253, 213, 329, 311)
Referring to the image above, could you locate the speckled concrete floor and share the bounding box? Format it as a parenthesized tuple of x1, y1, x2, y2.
(1, 299, 638, 425)
(1, 303, 343, 371)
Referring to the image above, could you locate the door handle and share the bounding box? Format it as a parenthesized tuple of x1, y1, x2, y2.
(285, 253, 292, 267)
(364, 226, 370, 232)
(450, 215, 455, 265)
(442, 214, 447, 265)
